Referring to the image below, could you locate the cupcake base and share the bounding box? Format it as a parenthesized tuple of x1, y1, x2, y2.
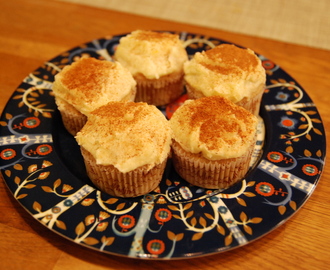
(80, 147, 167, 197)
(55, 97, 87, 136)
(171, 140, 255, 189)
(134, 72, 184, 106)
(236, 88, 264, 116)
(185, 83, 264, 116)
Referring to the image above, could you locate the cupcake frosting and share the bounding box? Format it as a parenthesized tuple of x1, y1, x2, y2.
(184, 44, 266, 103)
(169, 96, 258, 160)
(52, 58, 136, 115)
(114, 30, 188, 79)
(75, 102, 172, 173)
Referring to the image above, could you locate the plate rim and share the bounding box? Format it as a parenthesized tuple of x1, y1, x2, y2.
(0, 31, 326, 259)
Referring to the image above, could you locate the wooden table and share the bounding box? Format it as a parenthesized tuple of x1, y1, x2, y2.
(1, 1, 329, 269)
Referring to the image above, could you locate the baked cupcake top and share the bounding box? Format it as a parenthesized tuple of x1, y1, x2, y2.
(169, 96, 258, 160)
(184, 44, 266, 103)
(52, 58, 136, 115)
(114, 30, 188, 80)
(75, 101, 172, 173)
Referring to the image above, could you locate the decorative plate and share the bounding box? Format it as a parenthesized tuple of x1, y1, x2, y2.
(0, 32, 326, 259)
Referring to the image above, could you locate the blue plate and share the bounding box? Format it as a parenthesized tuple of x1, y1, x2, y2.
(0, 32, 326, 259)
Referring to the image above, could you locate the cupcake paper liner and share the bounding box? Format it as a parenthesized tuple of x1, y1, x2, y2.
(135, 72, 184, 106)
(171, 140, 255, 189)
(55, 98, 87, 136)
(236, 87, 264, 116)
(80, 147, 168, 197)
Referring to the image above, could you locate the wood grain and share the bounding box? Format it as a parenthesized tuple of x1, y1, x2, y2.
(60, 0, 330, 50)
(0, 0, 329, 269)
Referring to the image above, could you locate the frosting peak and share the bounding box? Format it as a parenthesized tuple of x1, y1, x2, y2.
(114, 30, 188, 79)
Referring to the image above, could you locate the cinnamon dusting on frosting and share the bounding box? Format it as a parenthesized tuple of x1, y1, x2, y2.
(169, 96, 258, 160)
(203, 44, 259, 75)
(61, 58, 117, 100)
(52, 58, 136, 115)
(133, 30, 178, 43)
(183, 44, 266, 103)
(75, 102, 172, 173)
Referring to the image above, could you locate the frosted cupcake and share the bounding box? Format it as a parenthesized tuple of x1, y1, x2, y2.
(114, 30, 188, 106)
(184, 44, 266, 115)
(52, 57, 136, 135)
(75, 101, 172, 197)
(169, 96, 258, 189)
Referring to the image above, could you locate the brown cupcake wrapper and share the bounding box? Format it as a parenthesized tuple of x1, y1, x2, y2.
(236, 87, 264, 116)
(171, 140, 255, 189)
(185, 83, 264, 116)
(185, 83, 206, 100)
(134, 72, 184, 106)
(80, 147, 167, 197)
(55, 97, 87, 136)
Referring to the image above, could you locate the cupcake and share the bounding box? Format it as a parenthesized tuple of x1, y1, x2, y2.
(75, 101, 172, 197)
(114, 30, 188, 106)
(184, 44, 266, 115)
(169, 96, 258, 189)
(52, 57, 136, 135)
